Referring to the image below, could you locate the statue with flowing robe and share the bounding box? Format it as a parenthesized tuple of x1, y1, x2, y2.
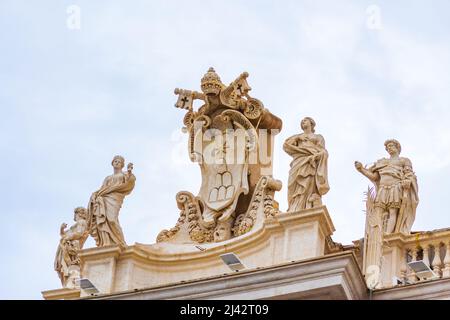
(87, 155, 135, 247)
(283, 117, 329, 212)
(355, 139, 419, 234)
(54, 207, 88, 288)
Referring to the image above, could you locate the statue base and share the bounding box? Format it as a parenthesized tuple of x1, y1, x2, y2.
(42, 206, 335, 299)
(41, 288, 81, 300)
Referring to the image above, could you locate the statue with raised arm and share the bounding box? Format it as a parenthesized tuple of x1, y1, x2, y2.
(283, 117, 329, 212)
(54, 207, 88, 288)
(355, 139, 419, 234)
(87, 155, 136, 247)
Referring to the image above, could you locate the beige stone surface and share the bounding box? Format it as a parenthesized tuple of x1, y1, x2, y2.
(85, 252, 367, 300)
(42, 288, 81, 300)
(374, 277, 450, 300)
(79, 245, 122, 295)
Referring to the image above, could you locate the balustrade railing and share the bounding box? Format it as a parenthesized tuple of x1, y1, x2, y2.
(384, 229, 450, 286)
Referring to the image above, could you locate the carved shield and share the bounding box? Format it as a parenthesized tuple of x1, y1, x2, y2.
(200, 161, 248, 212)
(197, 114, 253, 214)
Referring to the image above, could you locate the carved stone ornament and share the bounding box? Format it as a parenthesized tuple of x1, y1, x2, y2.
(157, 67, 283, 244)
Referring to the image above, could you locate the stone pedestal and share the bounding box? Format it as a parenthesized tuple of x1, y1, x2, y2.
(379, 234, 406, 288)
(42, 206, 335, 300)
(79, 245, 122, 296)
(273, 206, 335, 261)
(41, 288, 81, 300)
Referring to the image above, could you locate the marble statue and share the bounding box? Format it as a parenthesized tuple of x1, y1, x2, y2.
(283, 117, 329, 212)
(54, 207, 88, 288)
(157, 67, 282, 244)
(355, 139, 419, 234)
(87, 155, 136, 247)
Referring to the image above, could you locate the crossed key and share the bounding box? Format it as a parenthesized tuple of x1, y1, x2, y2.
(174, 88, 194, 110)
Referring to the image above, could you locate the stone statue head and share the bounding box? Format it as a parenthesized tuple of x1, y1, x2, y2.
(111, 155, 125, 169)
(300, 117, 316, 133)
(73, 207, 87, 221)
(213, 221, 231, 242)
(384, 139, 401, 156)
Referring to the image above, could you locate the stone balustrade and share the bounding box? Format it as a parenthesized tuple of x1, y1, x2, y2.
(381, 228, 450, 288)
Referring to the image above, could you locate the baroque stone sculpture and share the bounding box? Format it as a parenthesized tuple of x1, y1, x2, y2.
(355, 139, 419, 234)
(54, 207, 88, 288)
(87, 155, 136, 247)
(356, 140, 419, 289)
(157, 67, 282, 244)
(283, 117, 329, 212)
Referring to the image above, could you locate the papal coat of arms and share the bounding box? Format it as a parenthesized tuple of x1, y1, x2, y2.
(157, 68, 283, 243)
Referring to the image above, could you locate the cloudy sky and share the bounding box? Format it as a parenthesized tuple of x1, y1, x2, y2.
(1, 0, 450, 299)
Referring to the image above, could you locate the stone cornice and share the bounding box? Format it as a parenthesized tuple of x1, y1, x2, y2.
(79, 245, 122, 263)
(83, 251, 367, 300)
(374, 277, 450, 300)
(41, 288, 81, 300)
(276, 205, 335, 236)
(115, 206, 335, 265)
